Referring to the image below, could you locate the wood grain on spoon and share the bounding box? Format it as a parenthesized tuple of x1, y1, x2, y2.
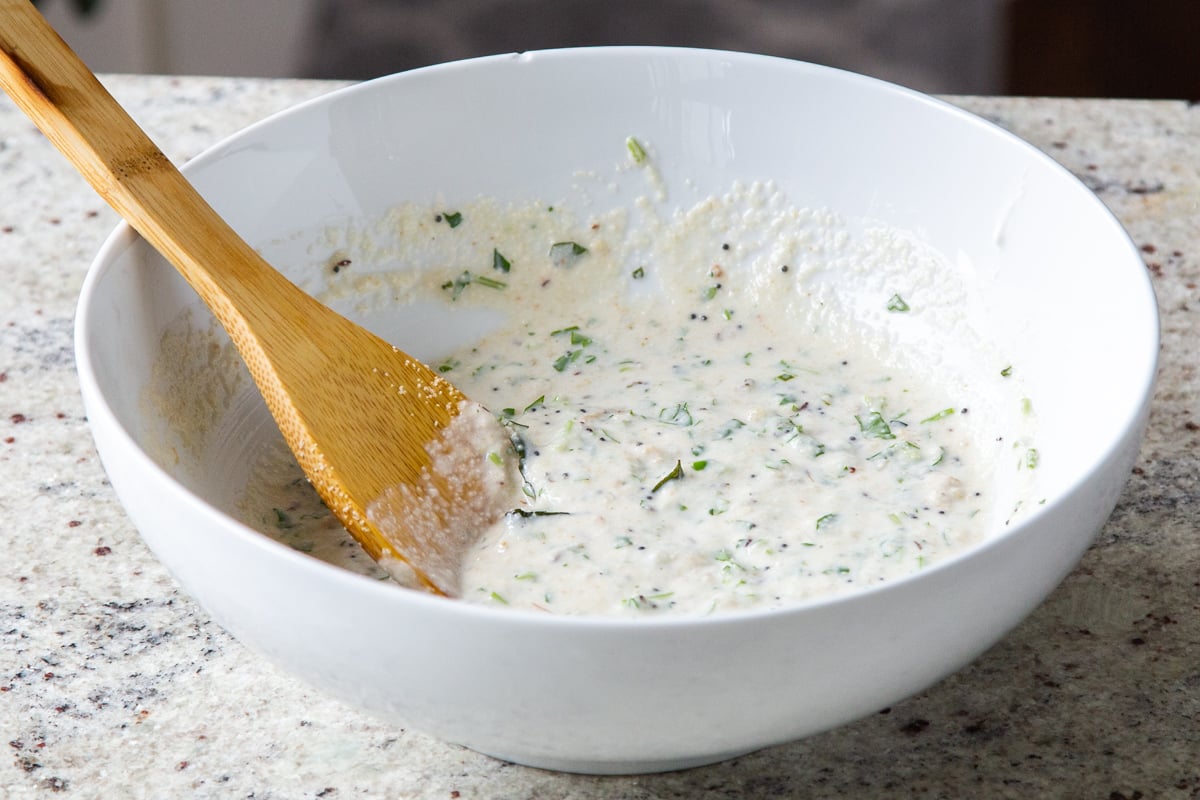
(0, 0, 503, 596)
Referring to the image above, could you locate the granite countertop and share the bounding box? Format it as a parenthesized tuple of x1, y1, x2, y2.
(1, 75, 1196, 799)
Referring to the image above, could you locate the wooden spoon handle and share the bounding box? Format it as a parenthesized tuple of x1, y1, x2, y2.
(1, 1, 480, 596)
(0, 0, 305, 328)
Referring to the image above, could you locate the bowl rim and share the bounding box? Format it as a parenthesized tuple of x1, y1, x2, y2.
(73, 46, 1161, 629)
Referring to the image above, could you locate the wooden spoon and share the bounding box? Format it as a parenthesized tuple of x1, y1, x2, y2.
(0, 0, 514, 595)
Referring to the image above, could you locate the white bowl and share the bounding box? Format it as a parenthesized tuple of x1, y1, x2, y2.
(75, 48, 1157, 774)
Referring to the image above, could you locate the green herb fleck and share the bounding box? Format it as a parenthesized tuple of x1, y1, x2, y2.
(489, 591, 508, 604)
(440, 271, 471, 299)
(856, 411, 896, 440)
(553, 350, 582, 372)
(816, 513, 838, 530)
(493, 248, 511, 273)
(658, 402, 695, 426)
(436, 357, 460, 373)
(652, 460, 684, 493)
(473, 274, 507, 290)
(692, 460, 708, 471)
(549, 241, 588, 266)
(441, 270, 505, 299)
(272, 508, 294, 529)
(626, 136, 648, 164)
(442, 211, 463, 228)
(1024, 448, 1040, 469)
(523, 395, 545, 413)
(717, 419, 746, 439)
(1001, 365, 1013, 377)
(886, 293, 910, 312)
(632, 266, 645, 279)
(921, 407, 955, 423)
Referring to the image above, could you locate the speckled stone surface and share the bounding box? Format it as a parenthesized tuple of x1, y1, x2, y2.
(0, 76, 1196, 799)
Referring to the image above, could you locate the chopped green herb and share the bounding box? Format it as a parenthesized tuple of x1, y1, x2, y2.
(1024, 448, 1040, 469)
(493, 248, 512, 273)
(569, 330, 592, 347)
(272, 508, 294, 529)
(776, 372, 796, 382)
(506, 508, 571, 518)
(658, 402, 695, 427)
(436, 358, 460, 373)
(632, 266, 645, 279)
(1021, 397, 1034, 416)
(1001, 365, 1014, 377)
(441, 270, 505, 299)
(886, 293, 910, 312)
(489, 591, 508, 604)
(716, 419, 746, 439)
(626, 136, 648, 164)
(816, 513, 838, 530)
(442, 211, 463, 228)
(856, 411, 896, 440)
(692, 460, 708, 471)
(441, 271, 470, 299)
(523, 395, 545, 413)
(652, 460, 684, 493)
(473, 274, 507, 290)
(549, 241, 588, 266)
(921, 407, 955, 423)
(553, 350, 582, 372)
(487, 451, 503, 466)
(514, 572, 538, 581)
(702, 284, 720, 301)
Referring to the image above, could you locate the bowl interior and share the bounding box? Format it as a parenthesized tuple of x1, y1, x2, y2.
(82, 48, 1155, 551)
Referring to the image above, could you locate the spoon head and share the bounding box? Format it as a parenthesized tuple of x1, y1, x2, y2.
(248, 305, 520, 596)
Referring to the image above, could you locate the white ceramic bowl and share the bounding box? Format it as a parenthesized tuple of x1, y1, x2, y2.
(75, 48, 1157, 774)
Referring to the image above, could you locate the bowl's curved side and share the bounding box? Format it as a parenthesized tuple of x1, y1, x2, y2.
(75, 48, 1159, 773)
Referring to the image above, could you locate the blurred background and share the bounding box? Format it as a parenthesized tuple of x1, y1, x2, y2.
(34, 0, 1199, 99)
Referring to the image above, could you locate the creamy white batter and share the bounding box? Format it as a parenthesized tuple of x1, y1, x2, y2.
(238, 177, 1038, 616)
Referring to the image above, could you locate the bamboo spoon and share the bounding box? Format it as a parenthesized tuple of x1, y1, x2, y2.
(0, 0, 514, 596)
